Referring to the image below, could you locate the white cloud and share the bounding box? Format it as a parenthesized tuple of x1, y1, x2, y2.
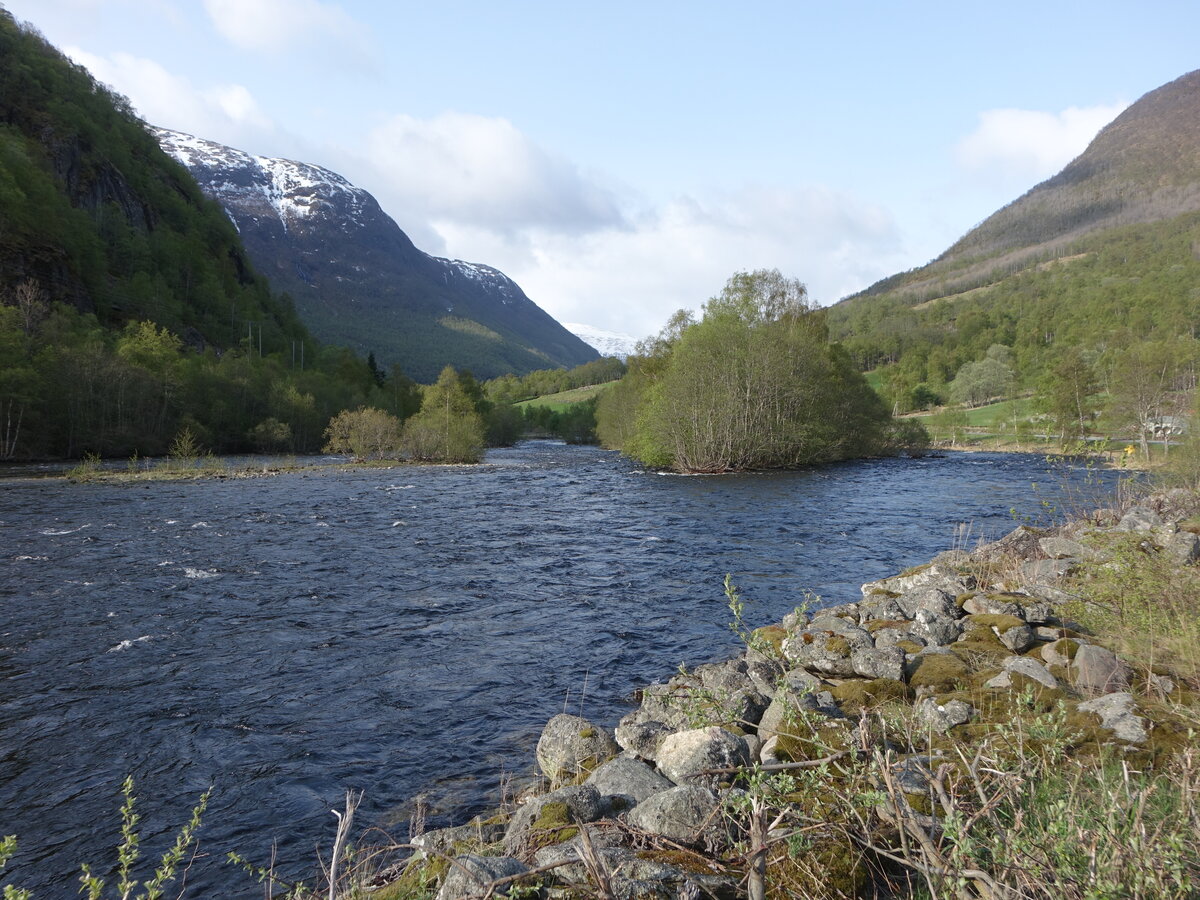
(426, 185, 905, 339)
(64, 47, 278, 148)
(954, 103, 1128, 180)
(362, 112, 625, 237)
(202, 0, 371, 58)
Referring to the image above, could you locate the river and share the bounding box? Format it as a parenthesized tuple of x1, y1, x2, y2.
(0, 443, 1127, 895)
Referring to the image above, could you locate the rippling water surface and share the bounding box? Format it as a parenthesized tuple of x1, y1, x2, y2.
(0, 443, 1124, 895)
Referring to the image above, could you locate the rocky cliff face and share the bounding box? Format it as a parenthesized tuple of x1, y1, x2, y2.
(155, 128, 597, 380)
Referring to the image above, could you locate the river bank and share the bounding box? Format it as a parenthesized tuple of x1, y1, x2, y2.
(376, 487, 1200, 900)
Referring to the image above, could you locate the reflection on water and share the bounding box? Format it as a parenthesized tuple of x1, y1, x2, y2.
(0, 443, 1124, 895)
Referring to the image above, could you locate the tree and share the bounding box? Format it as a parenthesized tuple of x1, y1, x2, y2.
(949, 345, 1015, 408)
(1037, 347, 1097, 446)
(401, 366, 485, 463)
(322, 407, 403, 460)
(605, 270, 891, 472)
(1105, 339, 1196, 459)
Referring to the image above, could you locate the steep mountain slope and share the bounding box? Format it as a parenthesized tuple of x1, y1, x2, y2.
(828, 68, 1200, 400)
(155, 129, 598, 381)
(0, 11, 308, 354)
(843, 69, 1200, 309)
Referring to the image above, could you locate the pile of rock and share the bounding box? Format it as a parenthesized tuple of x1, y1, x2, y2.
(395, 501, 1196, 899)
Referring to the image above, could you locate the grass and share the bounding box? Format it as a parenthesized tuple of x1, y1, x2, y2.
(515, 381, 614, 413)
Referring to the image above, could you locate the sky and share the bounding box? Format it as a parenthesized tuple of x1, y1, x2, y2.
(5, 1, 1200, 340)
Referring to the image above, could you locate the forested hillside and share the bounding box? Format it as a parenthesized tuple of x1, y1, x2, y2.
(0, 12, 407, 459)
(828, 70, 1200, 452)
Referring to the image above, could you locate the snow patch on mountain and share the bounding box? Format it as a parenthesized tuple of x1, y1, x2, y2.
(154, 127, 368, 231)
(433, 257, 519, 305)
(564, 323, 641, 359)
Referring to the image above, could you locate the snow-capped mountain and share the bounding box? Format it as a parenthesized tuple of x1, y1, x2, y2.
(563, 323, 641, 360)
(154, 128, 598, 380)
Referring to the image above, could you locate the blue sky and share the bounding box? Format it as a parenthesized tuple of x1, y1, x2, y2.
(6, 0, 1199, 338)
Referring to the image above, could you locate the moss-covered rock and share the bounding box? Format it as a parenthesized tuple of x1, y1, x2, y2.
(908, 653, 970, 691)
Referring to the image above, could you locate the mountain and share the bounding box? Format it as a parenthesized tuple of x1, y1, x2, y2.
(842, 69, 1200, 310)
(0, 12, 308, 355)
(564, 322, 641, 360)
(154, 129, 599, 381)
(828, 69, 1200, 403)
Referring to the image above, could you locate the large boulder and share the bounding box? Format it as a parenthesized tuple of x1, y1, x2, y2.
(1077, 692, 1148, 743)
(614, 714, 673, 760)
(436, 855, 529, 900)
(624, 784, 722, 848)
(985, 656, 1058, 690)
(503, 784, 605, 857)
(1115, 506, 1163, 533)
(1071, 645, 1131, 695)
(654, 727, 750, 786)
(851, 646, 907, 681)
(896, 587, 961, 620)
(584, 757, 674, 812)
(782, 628, 865, 677)
(535, 714, 618, 785)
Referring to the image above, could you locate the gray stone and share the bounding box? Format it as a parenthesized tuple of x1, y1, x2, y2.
(757, 686, 839, 742)
(1148, 673, 1177, 697)
(857, 593, 907, 622)
(897, 587, 960, 620)
(1071, 645, 1131, 695)
(912, 609, 964, 646)
(436, 855, 529, 900)
(624, 784, 721, 848)
(530, 823, 626, 869)
(807, 616, 874, 650)
(691, 658, 771, 727)
(998, 623, 1037, 653)
(1077, 692, 1148, 743)
(862, 563, 973, 598)
(411, 821, 507, 858)
(1020, 558, 1078, 584)
(1040, 638, 1080, 669)
(985, 656, 1058, 690)
(1116, 506, 1163, 533)
(819, 601, 861, 620)
(614, 715, 673, 760)
(1039, 536, 1105, 561)
(961, 594, 1023, 618)
(503, 784, 605, 857)
(1163, 531, 1200, 565)
(851, 646, 907, 681)
(891, 756, 934, 794)
(1022, 582, 1083, 605)
(975, 525, 1043, 562)
(915, 697, 975, 733)
(872, 626, 926, 651)
(542, 846, 739, 899)
(585, 757, 674, 811)
(654, 727, 750, 786)
(536, 714, 618, 784)
(931, 549, 972, 568)
(743, 656, 784, 698)
(781, 629, 857, 677)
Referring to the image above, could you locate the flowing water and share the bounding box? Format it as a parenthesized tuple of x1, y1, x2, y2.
(0, 443, 1126, 895)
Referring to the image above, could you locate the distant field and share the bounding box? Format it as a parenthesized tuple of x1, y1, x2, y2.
(516, 381, 615, 412)
(864, 370, 884, 393)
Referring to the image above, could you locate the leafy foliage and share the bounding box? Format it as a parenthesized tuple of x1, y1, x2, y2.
(597, 270, 908, 471)
(401, 366, 486, 463)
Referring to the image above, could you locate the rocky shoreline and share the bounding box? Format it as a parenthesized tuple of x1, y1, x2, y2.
(380, 491, 1199, 900)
